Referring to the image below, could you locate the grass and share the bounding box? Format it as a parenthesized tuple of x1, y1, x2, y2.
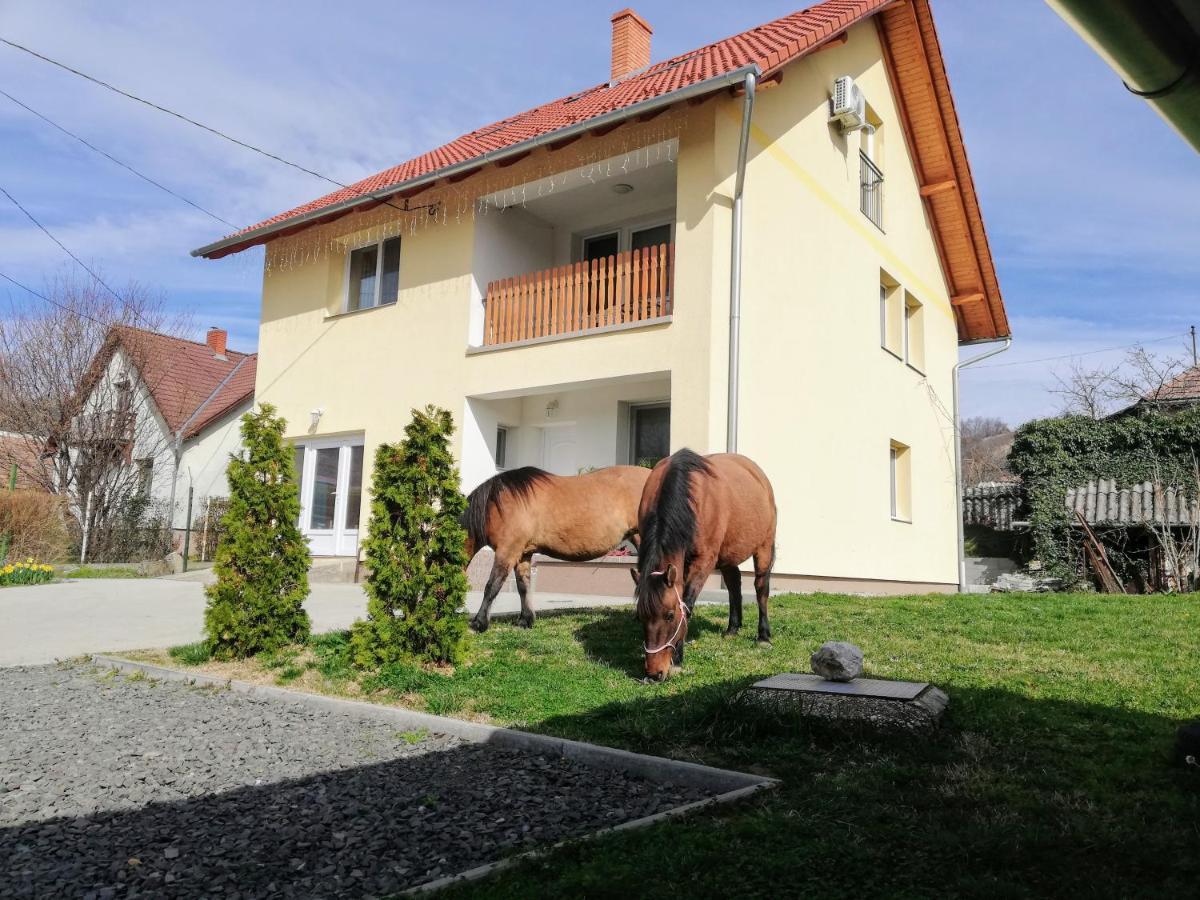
(60, 565, 144, 579)
(157, 592, 1200, 897)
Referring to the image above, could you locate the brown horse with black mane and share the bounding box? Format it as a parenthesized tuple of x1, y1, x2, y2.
(632, 449, 777, 681)
(463, 465, 650, 631)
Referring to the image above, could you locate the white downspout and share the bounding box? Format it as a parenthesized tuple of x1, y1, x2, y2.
(726, 71, 757, 453)
(953, 336, 1012, 591)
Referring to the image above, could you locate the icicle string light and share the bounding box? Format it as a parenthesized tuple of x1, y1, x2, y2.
(263, 111, 689, 276)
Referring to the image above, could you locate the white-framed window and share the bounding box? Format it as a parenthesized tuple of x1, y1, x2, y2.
(346, 236, 401, 312)
(880, 270, 902, 357)
(579, 218, 673, 263)
(890, 440, 911, 522)
(495, 426, 509, 470)
(903, 291, 925, 372)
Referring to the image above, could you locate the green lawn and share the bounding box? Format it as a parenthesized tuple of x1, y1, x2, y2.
(169, 593, 1200, 897)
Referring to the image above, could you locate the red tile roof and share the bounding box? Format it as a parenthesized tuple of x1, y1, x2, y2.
(196, 1, 891, 257)
(194, 0, 1008, 342)
(1147, 366, 1200, 404)
(108, 327, 257, 439)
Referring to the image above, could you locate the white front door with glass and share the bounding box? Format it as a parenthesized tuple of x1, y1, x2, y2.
(294, 439, 364, 556)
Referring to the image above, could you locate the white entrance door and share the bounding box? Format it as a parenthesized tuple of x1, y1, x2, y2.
(542, 426, 578, 475)
(295, 439, 364, 556)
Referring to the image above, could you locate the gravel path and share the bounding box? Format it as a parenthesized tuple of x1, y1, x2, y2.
(0, 663, 708, 898)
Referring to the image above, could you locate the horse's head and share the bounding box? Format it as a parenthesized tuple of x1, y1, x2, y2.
(631, 562, 687, 681)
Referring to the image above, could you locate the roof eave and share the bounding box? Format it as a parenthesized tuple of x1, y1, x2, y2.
(191, 64, 762, 260)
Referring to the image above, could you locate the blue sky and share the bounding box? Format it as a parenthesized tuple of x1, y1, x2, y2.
(1, 0, 1197, 425)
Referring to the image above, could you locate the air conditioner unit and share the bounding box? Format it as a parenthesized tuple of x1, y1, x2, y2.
(829, 75, 867, 131)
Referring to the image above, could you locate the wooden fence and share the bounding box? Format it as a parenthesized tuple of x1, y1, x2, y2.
(483, 243, 674, 346)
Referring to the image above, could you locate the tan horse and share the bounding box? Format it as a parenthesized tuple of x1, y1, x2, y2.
(463, 465, 651, 631)
(632, 449, 777, 681)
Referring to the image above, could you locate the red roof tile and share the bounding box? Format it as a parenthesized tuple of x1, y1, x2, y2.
(197, 1, 890, 256)
(1147, 365, 1200, 404)
(108, 327, 257, 439)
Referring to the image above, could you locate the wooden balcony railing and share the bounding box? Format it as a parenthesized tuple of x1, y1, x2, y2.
(483, 243, 674, 346)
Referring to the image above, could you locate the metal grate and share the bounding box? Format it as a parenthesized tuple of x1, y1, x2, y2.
(859, 150, 884, 230)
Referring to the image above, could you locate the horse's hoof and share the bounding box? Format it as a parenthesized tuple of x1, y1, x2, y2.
(755, 639, 773, 649)
(722, 628, 740, 639)
(517, 616, 535, 629)
(469, 618, 489, 633)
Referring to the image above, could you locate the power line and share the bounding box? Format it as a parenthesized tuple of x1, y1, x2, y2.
(0, 37, 441, 226)
(0, 36, 342, 189)
(0, 183, 156, 329)
(970, 331, 1189, 369)
(0, 86, 239, 229)
(1, 184, 127, 303)
(0, 269, 106, 326)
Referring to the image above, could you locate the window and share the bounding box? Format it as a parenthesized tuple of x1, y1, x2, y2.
(579, 220, 673, 263)
(136, 458, 154, 499)
(889, 440, 911, 522)
(583, 232, 619, 262)
(904, 291, 925, 372)
(347, 236, 401, 312)
(630, 404, 670, 468)
(879, 271, 903, 357)
(495, 426, 509, 470)
(859, 104, 884, 230)
(343, 445, 364, 530)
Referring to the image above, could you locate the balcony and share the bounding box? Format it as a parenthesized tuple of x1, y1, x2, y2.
(859, 150, 884, 230)
(483, 243, 674, 346)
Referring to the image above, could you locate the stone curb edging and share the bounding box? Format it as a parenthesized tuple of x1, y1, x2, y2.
(91, 655, 778, 892)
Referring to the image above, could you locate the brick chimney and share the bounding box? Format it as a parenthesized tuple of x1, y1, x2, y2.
(610, 9, 652, 82)
(206, 327, 227, 358)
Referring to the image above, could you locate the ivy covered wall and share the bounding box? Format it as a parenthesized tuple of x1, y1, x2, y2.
(1008, 407, 1200, 580)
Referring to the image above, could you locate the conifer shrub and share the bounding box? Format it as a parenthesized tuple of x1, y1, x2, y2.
(204, 404, 311, 659)
(351, 405, 469, 668)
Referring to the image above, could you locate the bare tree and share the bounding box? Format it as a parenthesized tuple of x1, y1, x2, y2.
(0, 269, 190, 561)
(1051, 345, 1189, 419)
(961, 416, 1014, 485)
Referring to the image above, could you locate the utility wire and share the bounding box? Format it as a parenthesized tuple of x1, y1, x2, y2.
(971, 331, 1190, 369)
(0, 37, 341, 189)
(0, 37, 439, 226)
(0, 268, 107, 326)
(0, 86, 239, 229)
(0, 183, 155, 328)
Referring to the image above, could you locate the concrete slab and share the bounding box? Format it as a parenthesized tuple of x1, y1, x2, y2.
(0, 577, 635, 667)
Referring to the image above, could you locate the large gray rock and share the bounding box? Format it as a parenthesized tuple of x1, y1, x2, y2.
(810, 641, 863, 682)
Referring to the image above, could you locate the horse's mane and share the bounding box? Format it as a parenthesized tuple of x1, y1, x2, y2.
(462, 467, 553, 551)
(637, 449, 712, 617)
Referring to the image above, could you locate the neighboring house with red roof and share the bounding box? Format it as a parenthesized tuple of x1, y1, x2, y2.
(193, 2, 1010, 591)
(81, 326, 256, 534)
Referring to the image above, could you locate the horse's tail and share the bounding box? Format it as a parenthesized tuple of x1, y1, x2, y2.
(462, 479, 496, 560)
(461, 467, 553, 558)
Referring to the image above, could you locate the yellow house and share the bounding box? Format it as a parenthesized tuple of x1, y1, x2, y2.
(194, 0, 1010, 594)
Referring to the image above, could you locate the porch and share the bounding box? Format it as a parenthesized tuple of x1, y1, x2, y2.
(461, 372, 671, 489)
(469, 140, 678, 350)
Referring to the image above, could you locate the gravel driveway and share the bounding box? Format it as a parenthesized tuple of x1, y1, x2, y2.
(0, 663, 707, 898)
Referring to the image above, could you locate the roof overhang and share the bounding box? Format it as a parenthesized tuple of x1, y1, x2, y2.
(191, 65, 761, 260)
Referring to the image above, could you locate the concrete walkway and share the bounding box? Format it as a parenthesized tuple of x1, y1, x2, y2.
(0, 577, 634, 667)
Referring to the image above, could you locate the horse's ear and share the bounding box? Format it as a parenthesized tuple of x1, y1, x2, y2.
(665, 564, 677, 586)
(630, 567, 640, 585)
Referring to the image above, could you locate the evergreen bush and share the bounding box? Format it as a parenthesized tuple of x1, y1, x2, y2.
(204, 404, 311, 659)
(351, 405, 469, 668)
